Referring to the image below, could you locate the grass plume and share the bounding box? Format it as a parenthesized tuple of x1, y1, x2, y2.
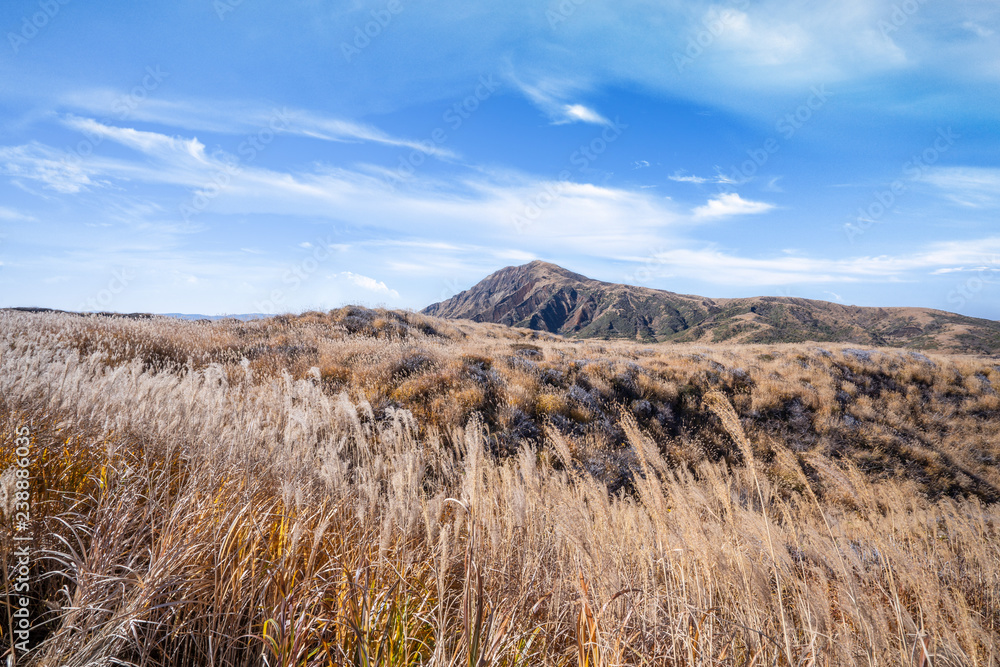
(1, 308, 998, 665)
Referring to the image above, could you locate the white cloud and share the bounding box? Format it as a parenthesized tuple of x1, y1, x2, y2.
(512, 76, 610, 126)
(962, 21, 995, 38)
(708, 8, 813, 68)
(668, 171, 709, 184)
(92, 121, 665, 240)
(824, 290, 844, 302)
(923, 167, 1000, 208)
(51, 1, 1000, 133)
(0, 120, 236, 195)
(1, 121, 691, 260)
(340, 271, 400, 299)
(763, 176, 784, 192)
(58, 94, 459, 160)
(283, 109, 459, 159)
(713, 168, 748, 185)
(0, 120, 778, 284)
(0, 206, 35, 221)
(692, 193, 775, 219)
(366, 240, 467, 251)
(65, 116, 208, 162)
(634, 237, 1000, 286)
(931, 266, 1000, 275)
(669, 169, 750, 186)
(560, 103, 610, 125)
(916, 238, 1000, 267)
(502, 0, 938, 117)
(0, 143, 104, 194)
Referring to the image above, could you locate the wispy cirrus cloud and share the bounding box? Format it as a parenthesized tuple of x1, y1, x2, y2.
(0, 206, 35, 221)
(962, 21, 995, 38)
(668, 171, 709, 184)
(668, 168, 751, 186)
(923, 167, 1000, 208)
(280, 108, 459, 158)
(931, 266, 1000, 275)
(65, 116, 208, 162)
(762, 176, 784, 192)
(58, 93, 459, 159)
(631, 237, 1000, 286)
(0, 119, 682, 256)
(0, 143, 105, 194)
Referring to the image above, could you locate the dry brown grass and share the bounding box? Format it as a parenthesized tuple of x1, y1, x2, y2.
(1, 308, 999, 666)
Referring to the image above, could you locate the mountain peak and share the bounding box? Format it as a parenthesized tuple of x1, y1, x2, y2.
(422, 260, 702, 338)
(506, 260, 589, 281)
(422, 261, 1000, 352)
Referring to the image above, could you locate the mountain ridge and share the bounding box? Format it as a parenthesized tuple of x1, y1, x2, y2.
(422, 260, 1000, 354)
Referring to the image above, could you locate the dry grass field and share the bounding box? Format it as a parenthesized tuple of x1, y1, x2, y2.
(2, 307, 999, 666)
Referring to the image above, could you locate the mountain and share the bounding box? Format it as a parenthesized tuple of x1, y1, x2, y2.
(422, 261, 1000, 353)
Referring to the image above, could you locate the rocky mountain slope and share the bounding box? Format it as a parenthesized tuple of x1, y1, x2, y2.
(422, 260, 1000, 353)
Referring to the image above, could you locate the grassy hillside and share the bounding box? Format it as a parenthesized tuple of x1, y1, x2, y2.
(2, 308, 999, 665)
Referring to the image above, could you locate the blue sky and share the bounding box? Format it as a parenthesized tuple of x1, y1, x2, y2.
(1, 0, 998, 318)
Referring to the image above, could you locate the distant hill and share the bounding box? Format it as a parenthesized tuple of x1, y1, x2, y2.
(1, 308, 269, 322)
(160, 313, 269, 321)
(422, 260, 1000, 354)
